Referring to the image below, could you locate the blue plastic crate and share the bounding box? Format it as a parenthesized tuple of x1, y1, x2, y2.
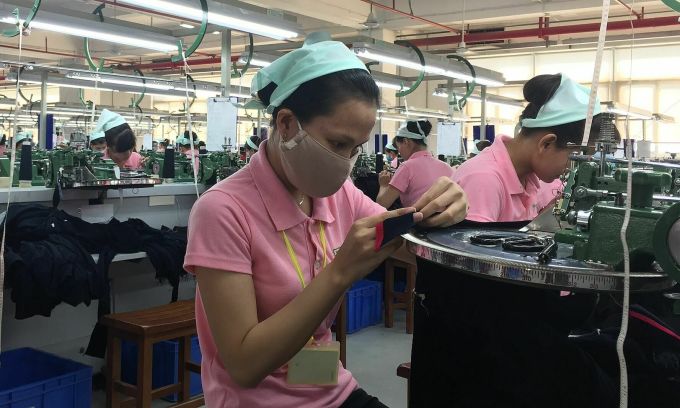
(0, 348, 92, 408)
(347, 280, 383, 334)
(121, 336, 202, 402)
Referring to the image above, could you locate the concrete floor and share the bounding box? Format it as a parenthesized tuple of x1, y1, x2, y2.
(92, 310, 412, 408)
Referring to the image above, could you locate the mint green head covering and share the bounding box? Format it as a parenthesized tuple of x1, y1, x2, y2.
(251, 32, 368, 114)
(95, 109, 127, 133)
(245, 137, 259, 151)
(176, 137, 191, 147)
(90, 131, 105, 143)
(384, 142, 397, 152)
(396, 121, 427, 140)
(15, 131, 32, 144)
(521, 74, 601, 129)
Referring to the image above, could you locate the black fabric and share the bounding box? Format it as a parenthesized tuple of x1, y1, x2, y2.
(410, 259, 614, 408)
(339, 388, 389, 408)
(410, 259, 680, 408)
(2, 203, 189, 357)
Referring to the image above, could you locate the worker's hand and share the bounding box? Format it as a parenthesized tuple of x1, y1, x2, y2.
(331, 207, 423, 285)
(378, 170, 392, 187)
(412, 177, 468, 228)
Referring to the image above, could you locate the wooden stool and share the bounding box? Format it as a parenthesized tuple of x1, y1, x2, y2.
(102, 300, 204, 408)
(384, 245, 417, 334)
(397, 362, 411, 408)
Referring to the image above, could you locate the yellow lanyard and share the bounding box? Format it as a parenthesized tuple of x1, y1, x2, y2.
(281, 223, 327, 289)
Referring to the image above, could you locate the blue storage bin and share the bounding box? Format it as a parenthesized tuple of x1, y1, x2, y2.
(0, 347, 92, 408)
(121, 336, 202, 402)
(347, 280, 383, 334)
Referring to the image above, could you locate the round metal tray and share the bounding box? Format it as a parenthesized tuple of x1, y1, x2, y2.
(404, 228, 676, 292)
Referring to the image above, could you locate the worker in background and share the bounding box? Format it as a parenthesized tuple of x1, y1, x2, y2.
(184, 32, 467, 408)
(0, 135, 7, 156)
(376, 120, 456, 209)
(384, 141, 399, 169)
(156, 138, 170, 154)
(89, 131, 107, 152)
(453, 73, 605, 222)
(94, 109, 144, 170)
(468, 139, 491, 158)
(14, 131, 32, 151)
(198, 140, 207, 154)
(243, 135, 262, 162)
(177, 136, 200, 172)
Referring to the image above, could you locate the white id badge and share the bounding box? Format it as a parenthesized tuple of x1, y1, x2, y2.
(286, 341, 340, 386)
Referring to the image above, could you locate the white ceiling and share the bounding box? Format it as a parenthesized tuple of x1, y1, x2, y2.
(0, 0, 677, 70)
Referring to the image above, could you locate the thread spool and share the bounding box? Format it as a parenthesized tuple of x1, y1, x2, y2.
(162, 145, 175, 182)
(19, 141, 32, 188)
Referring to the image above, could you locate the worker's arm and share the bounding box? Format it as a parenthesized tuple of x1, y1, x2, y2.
(376, 170, 401, 208)
(196, 207, 420, 388)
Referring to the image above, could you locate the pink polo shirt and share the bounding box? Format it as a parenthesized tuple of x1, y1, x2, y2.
(184, 149, 200, 175)
(389, 150, 455, 207)
(452, 135, 563, 222)
(102, 149, 144, 170)
(184, 140, 384, 408)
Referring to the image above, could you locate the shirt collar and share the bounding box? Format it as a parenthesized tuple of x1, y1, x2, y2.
(487, 135, 540, 195)
(250, 140, 335, 232)
(409, 150, 431, 160)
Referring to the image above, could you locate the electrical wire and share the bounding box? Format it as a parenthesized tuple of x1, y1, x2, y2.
(616, 1, 637, 407)
(180, 48, 200, 199)
(0, 20, 25, 362)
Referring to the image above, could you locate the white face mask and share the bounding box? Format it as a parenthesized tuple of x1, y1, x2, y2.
(279, 121, 358, 197)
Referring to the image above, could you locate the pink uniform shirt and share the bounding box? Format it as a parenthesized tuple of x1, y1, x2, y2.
(103, 149, 144, 170)
(184, 149, 200, 174)
(453, 135, 563, 222)
(389, 150, 455, 208)
(184, 140, 384, 407)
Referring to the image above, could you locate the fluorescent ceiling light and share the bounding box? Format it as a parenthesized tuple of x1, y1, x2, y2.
(353, 41, 505, 87)
(433, 88, 524, 108)
(66, 72, 175, 90)
(239, 51, 277, 68)
(0, 10, 178, 52)
(601, 102, 653, 120)
(375, 81, 405, 91)
(180, 23, 195, 29)
(212, 30, 221, 35)
(117, 0, 302, 40)
(377, 115, 407, 122)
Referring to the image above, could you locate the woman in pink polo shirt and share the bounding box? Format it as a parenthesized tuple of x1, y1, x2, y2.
(376, 120, 455, 209)
(454, 73, 606, 222)
(95, 109, 144, 170)
(184, 33, 467, 408)
(383, 142, 399, 169)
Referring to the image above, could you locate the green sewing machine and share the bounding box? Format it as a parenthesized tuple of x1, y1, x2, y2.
(0, 150, 51, 187)
(142, 151, 198, 183)
(555, 165, 680, 281)
(200, 151, 242, 185)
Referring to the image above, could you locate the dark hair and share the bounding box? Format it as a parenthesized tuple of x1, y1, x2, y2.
(184, 130, 198, 141)
(247, 136, 262, 149)
(394, 120, 432, 146)
(519, 73, 604, 147)
(258, 69, 380, 127)
(105, 123, 135, 153)
(198, 140, 206, 147)
(0, 134, 6, 146)
(160, 138, 170, 147)
(476, 139, 492, 151)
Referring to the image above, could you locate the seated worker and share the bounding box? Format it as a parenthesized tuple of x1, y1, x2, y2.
(0, 134, 7, 156)
(184, 32, 467, 408)
(156, 138, 170, 154)
(177, 136, 200, 172)
(198, 140, 207, 154)
(468, 139, 491, 158)
(89, 131, 107, 152)
(376, 120, 456, 209)
(94, 109, 144, 170)
(243, 135, 262, 162)
(384, 142, 399, 169)
(453, 73, 605, 222)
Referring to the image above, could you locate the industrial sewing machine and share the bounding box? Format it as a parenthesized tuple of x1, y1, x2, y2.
(48, 149, 161, 189)
(142, 151, 199, 183)
(0, 150, 51, 187)
(199, 151, 242, 185)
